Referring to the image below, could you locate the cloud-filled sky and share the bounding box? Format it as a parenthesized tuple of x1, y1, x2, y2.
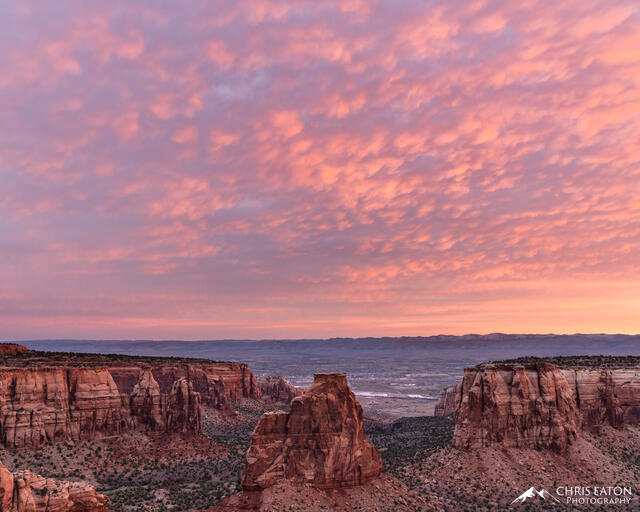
(1, 0, 639, 340)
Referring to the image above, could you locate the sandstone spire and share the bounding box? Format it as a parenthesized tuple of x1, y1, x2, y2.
(242, 372, 382, 490)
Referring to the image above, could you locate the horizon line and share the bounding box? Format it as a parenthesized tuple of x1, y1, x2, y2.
(6, 332, 640, 344)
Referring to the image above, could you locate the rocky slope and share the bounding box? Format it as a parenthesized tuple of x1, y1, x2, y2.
(256, 376, 302, 404)
(433, 384, 460, 417)
(0, 460, 108, 511)
(210, 475, 435, 512)
(0, 346, 260, 449)
(452, 358, 640, 451)
(407, 425, 640, 511)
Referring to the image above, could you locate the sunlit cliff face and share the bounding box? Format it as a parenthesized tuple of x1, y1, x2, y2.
(0, 1, 639, 339)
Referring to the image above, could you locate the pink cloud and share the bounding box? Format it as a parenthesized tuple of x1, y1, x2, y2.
(0, 0, 639, 339)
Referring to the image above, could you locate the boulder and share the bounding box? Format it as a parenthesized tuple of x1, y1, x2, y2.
(0, 461, 108, 512)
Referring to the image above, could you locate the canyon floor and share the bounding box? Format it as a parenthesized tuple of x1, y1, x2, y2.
(0, 401, 455, 511)
(0, 399, 279, 512)
(8, 409, 637, 511)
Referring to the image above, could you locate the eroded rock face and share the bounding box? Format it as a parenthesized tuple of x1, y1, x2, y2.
(166, 378, 201, 433)
(130, 368, 164, 430)
(561, 368, 640, 429)
(0, 358, 264, 448)
(0, 365, 206, 448)
(0, 461, 108, 512)
(0, 368, 130, 449)
(452, 363, 640, 452)
(133, 363, 260, 411)
(205, 363, 260, 402)
(0, 369, 71, 448)
(68, 368, 129, 439)
(0, 463, 12, 511)
(434, 384, 461, 417)
(256, 376, 303, 404)
(242, 372, 382, 490)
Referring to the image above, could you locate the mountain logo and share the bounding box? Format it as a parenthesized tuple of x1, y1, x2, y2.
(511, 487, 561, 505)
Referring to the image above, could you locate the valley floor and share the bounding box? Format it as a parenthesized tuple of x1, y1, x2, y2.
(2, 408, 638, 511)
(0, 399, 278, 512)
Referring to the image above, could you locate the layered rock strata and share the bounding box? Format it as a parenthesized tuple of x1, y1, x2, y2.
(0, 361, 259, 448)
(242, 372, 382, 490)
(0, 460, 108, 511)
(166, 378, 201, 433)
(109, 362, 260, 411)
(434, 384, 461, 417)
(453, 362, 640, 452)
(256, 376, 302, 404)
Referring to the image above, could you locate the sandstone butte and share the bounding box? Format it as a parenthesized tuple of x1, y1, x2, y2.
(0, 347, 261, 449)
(0, 459, 108, 512)
(451, 360, 640, 452)
(242, 372, 382, 490)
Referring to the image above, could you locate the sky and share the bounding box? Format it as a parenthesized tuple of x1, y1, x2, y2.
(1, 0, 639, 340)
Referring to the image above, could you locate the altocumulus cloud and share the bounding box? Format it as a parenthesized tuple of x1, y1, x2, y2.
(0, 0, 639, 339)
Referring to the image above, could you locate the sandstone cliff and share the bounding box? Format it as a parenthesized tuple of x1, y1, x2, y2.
(0, 460, 108, 512)
(242, 372, 382, 491)
(138, 362, 260, 411)
(256, 375, 302, 404)
(452, 361, 640, 452)
(166, 378, 201, 433)
(434, 384, 460, 417)
(0, 359, 260, 448)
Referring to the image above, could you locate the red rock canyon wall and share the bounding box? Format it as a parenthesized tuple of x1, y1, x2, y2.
(452, 363, 640, 451)
(0, 362, 259, 448)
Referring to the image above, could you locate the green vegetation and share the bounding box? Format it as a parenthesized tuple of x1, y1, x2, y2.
(486, 355, 640, 368)
(366, 416, 454, 482)
(0, 400, 275, 512)
(0, 350, 226, 367)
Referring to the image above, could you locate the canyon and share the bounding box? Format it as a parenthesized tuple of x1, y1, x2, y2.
(1, 345, 638, 511)
(0, 345, 309, 512)
(395, 357, 640, 511)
